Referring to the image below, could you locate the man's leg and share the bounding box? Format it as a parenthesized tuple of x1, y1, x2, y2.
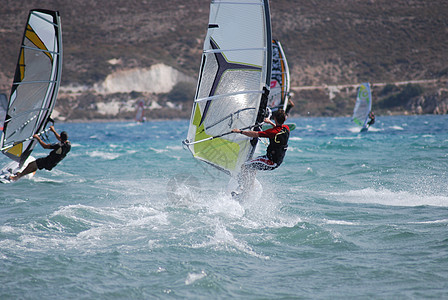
(11, 161, 38, 181)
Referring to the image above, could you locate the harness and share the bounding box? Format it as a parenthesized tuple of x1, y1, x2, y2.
(267, 125, 289, 165)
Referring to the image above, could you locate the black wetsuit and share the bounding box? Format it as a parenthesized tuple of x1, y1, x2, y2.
(36, 141, 71, 171)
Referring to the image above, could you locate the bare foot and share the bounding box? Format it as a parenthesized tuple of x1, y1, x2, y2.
(10, 173, 20, 181)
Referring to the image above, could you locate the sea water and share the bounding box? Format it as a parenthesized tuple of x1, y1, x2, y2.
(1, 115, 447, 299)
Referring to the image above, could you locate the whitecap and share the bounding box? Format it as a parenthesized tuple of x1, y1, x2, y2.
(185, 271, 207, 285)
(149, 147, 168, 154)
(87, 150, 120, 160)
(409, 219, 448, 224)
(324, 219, 359, 225)
(334, 136, 360, 140)
(327, 188, 448, 207)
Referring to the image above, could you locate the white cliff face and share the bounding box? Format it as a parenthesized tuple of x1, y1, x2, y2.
(93, 63, 194, 94)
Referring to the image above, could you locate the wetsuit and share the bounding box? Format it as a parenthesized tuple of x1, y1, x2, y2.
(36, 141, 71, 171)
(245, 125, 290, 171)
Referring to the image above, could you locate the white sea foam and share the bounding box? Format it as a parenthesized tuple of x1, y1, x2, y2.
(166, 145, 183, 151)
(87, 150, 120, 160)
(324, 219, 359, 225)
(334, 136, 360, 140)
(185, 271, 207, 285)
(328, 188, 448, 207)
(149, 147, 168, 154)
(408, 219, 448, 224)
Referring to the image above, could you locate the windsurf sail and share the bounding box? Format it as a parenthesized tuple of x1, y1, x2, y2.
(268, 39, 290, 112)
(0, 9, 62, 165)
(183, 0, 272, 177)
(0, 94, 7, 131)
(352, 82, 372, 130)
(135, 99, 145, 122)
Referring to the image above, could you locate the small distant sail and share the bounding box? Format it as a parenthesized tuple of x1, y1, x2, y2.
(352, 82, 372, 130)
(183, 0, 272, 177)
(268, 39, 290, 112)
(0, 9, 62, 165)
(0, 94, 7, 130)
(135, 99, 145, 122)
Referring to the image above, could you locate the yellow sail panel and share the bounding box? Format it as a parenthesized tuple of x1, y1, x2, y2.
(6, 143, 23, 158)
(25, 24, 53, 62)
(192, 105, 240, 171)
(18, 49, 25, 81)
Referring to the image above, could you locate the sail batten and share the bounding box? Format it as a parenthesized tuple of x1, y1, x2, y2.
(185, 0, 271, 176)
(195, 90, 262, 103)
(0, 9, 62, 165)
(204, 47, 266, 54)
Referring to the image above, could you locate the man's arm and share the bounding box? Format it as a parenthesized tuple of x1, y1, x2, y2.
(50, 125, 61, 142)
(33, 134, 52, 149)
(263, 117, 275, 127)
(231, 129, 260, 138)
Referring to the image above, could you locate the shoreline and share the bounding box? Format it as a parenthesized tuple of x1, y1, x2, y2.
(59, 112, 445, 124)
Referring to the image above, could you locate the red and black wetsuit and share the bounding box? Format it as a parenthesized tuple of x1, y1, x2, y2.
(246, 125, 290, 170)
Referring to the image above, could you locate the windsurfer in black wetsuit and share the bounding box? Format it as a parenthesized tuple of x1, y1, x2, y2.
(10, 126, 71, 181)
(367, 111, 375, 127)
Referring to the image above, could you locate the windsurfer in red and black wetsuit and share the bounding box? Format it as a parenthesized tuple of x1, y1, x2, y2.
(231, 109, 290, 196)
(232, 109, 290, 171)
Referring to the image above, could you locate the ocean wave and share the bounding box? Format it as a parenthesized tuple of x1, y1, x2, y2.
(87, 150, 120, 160)
(327, 188, 448, 207)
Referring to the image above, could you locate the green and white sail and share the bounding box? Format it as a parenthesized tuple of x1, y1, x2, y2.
(183, 0, 272, 176)
(268, 39, 290, 112)
(0, 9, 62, 165)
(352, 82, 372, 129)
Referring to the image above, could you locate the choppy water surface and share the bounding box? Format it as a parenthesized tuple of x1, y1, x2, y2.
(1, 115, 447, 298)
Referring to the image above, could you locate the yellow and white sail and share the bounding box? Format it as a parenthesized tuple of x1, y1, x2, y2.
(0, 9, 62, 165)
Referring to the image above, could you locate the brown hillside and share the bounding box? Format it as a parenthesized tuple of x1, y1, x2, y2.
(0, 0, 447, 119)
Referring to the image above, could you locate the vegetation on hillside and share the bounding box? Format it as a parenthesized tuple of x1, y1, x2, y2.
(0, 0, 447, 120)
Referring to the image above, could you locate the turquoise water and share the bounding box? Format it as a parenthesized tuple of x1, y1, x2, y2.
(1, 115, 448, 299)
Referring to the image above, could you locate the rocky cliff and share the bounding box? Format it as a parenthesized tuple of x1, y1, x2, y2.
(0, 0, 447, 121)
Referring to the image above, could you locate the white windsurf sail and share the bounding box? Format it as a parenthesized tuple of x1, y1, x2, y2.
(183, 0, 272, 177)
(0, 94, 7, 131)
(135, 99, 145, 122)
(268, 39, 290, 112)
(0, 9, 62, 165)
(352, 82, 372, 129)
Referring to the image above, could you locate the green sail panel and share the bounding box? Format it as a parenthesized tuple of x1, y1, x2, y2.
(352, 82, 372, 129)
(184, 0, 272, 176)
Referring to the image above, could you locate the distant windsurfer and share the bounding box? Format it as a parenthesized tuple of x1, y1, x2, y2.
(10, 126, 71, 181)
(285, 92, 295, 116)
(367, 111, 375, 127)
